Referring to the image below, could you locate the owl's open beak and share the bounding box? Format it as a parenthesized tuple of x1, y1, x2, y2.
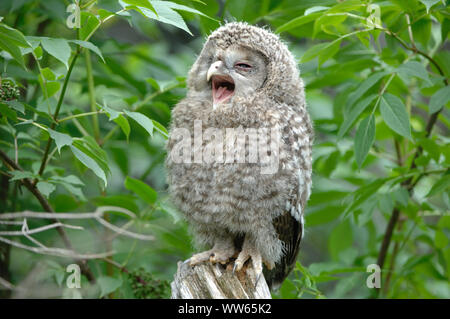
(207, 61, 235, 107)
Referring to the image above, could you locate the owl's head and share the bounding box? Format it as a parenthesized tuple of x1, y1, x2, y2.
(187, 22, 303, 108)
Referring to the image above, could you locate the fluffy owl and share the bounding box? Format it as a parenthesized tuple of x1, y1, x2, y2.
(166, 22, 313, 289)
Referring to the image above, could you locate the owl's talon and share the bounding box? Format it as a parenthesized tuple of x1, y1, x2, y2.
(233, 238, 264, 282)
(209, 250, 234, 264)
(232, 263, 238, 274)
(189, 250, 214, 266)
(189, 241, 235, 266)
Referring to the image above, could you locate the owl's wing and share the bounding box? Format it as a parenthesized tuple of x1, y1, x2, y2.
(264, 207, 303, 290)
(264, 104, 313, 290)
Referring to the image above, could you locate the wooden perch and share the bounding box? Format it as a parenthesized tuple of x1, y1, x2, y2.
(170, 261, 272, 299)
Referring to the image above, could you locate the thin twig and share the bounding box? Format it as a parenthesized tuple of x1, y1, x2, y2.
(0, 206, 154, 241)
(382, 219, 404, 296)
(85, 49, 100, 141)
(34, 46, 82, 184)
(0, 236, 113, 260)
(0, 206, 135, 220)
(0, 149, 96, 282)
(0, 222, 83, 236)
(0, 276, 17, 291)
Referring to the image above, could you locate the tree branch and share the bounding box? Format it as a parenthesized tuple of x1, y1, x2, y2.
(0, 148, 96, 282)
(171, 262, 271, 299)
(373, 24, 448, 297)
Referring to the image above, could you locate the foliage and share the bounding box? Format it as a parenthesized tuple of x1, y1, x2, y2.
(0, 0, 448, 299)
(128, 267, 171, 299)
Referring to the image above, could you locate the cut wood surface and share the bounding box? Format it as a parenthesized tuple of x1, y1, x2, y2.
(171, 261, 272, 299)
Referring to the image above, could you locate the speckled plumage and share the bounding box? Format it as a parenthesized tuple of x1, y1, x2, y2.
(166, 22, 313, 289)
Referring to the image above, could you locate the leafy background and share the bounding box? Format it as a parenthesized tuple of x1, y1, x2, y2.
(0, 0, 448, 299)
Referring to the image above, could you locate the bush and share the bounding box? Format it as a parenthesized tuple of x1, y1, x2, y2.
(0, 0, 448, 299)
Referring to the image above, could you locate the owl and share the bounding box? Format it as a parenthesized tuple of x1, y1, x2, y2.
(166, 22, 313, 289)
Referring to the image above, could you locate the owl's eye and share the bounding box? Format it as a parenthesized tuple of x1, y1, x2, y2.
(235, 63, 252, 70)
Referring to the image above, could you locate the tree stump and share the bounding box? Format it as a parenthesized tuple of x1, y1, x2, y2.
(170, 261, 272, 299)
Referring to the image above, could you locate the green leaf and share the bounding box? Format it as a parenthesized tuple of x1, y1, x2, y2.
(318, 39, 341, 66)
(101, 103, 120, 120)
(426, 175, 450, 197)
(60, 183, 86, 201)
(152, 119, 168, 138)
(417, 138, 440, 162)
(114, 114, 130, 141)
(40, 37, 72, 69)
(0, 103, 17, 120)
(72, 136, 110, 176)
(328, 0, 363, 13)
(93, 195, 139, 214)
(0, 23, 30, 47)
(47, 128, 73, 153)
(36, 181, 56, 198)
(301, 37, 345, 65)
(125, 176, 157, 205)
(70, 145, 107, 188)
(124, 110, 154, 136)
(429, 86, 450, 114)
(305, 206, 344, 226)
(354, 115, 375, 168)
(313, 14, 347, 38)
(0, 23, 30, 69)
(122, 0, 157, 15)
(6, 100, 25, 114)
(419, 0, 442, 13)
(398, 61, 431, 84)
(50, 175, 84, 186)
(276, 12, 322, 33)
(434, 229, 448, 249)
(347, 71, 388, 108)
(442, 18, 450, 42)
(79, 12, 100, 41)
(98, 9, 115, 20)
(41, 67, 56, 80)
(300, 42, 329, 63)
(46, 82, 61, 98)
(160, 1, 216, 20)
(338, 94, 377, 139)
(438, 216, 450, 229)
(146, 77, 160, 91)
(39, 75, 60, 99)
(70, 40, 104, 62)
(9, 170, 36, 181)
(378, 193, 394, 214)
(342, 177, 383, 221)
(144, 5, 190, 34)
(97, 276, 123, 298)
(328, 219, 353, 261)
(120, 0, 216, 35)
(304, 6, 329, 16)
(393, 187, 409, 207)
(380, 93, 411, 139)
